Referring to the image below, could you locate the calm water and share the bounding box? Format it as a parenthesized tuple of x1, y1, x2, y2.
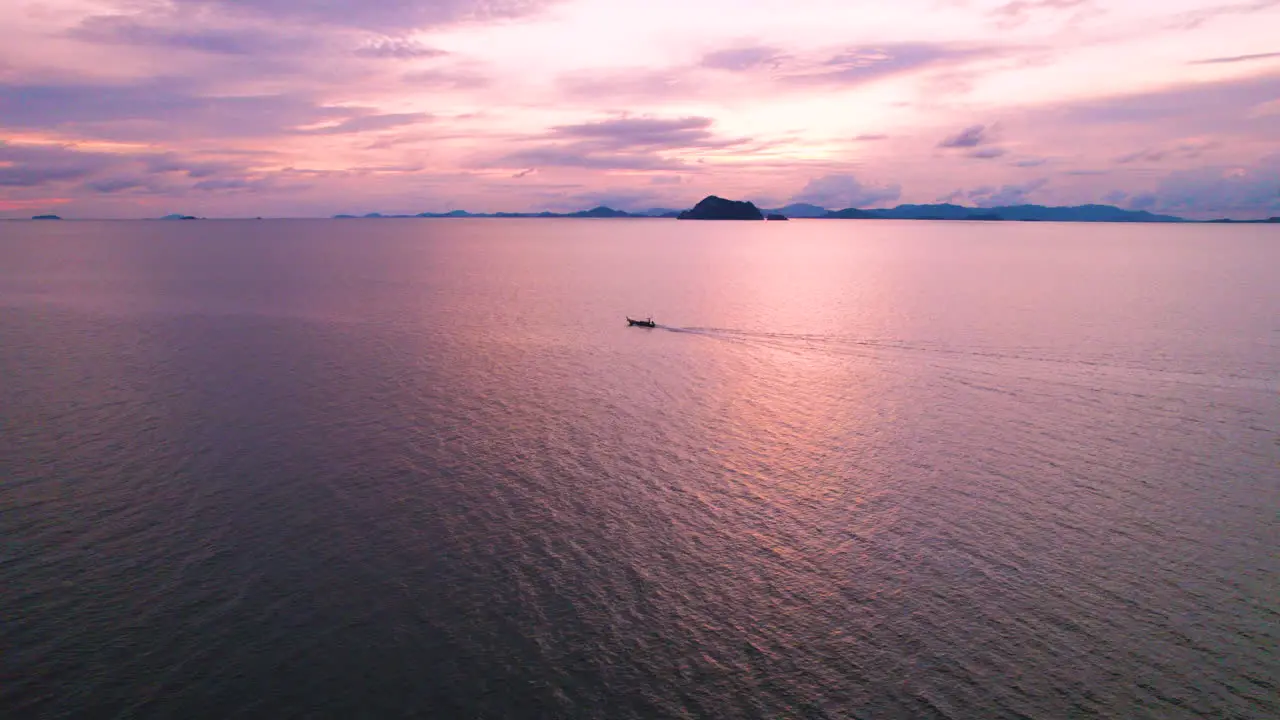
(2, 219, 1277, 719)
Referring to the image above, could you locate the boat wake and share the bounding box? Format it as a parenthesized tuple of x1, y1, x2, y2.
(660, 325, 922, 355)
(655, 325, 1277, 393)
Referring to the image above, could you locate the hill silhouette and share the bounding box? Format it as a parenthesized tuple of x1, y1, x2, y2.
(567, 206, 632, 218)
(343, 208, 645, 219)
(819, 203, 1184, 222)
(677, 196, 764, 220)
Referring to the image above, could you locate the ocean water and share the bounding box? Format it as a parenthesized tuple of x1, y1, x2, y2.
(1, 218, 1277, 719)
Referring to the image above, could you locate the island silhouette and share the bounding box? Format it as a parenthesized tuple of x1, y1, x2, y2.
(677, 196, 764, 220)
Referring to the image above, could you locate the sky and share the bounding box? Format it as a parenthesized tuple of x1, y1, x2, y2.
(0, 0, 1278, 219)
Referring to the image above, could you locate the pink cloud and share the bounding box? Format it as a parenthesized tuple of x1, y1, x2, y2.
(2, 0, 1279, 218)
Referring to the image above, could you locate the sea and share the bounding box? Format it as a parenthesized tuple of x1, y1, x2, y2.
(2, 218, 1277, 719)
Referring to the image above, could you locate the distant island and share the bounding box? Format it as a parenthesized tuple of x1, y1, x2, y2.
(677, 196, 764, 220)
(331, 197, 1280, 224)
(335, 206, 675, 219)
(32, 214, 62, 220)
(159, 214, 199, 220)
(818, 203, 1185, 223)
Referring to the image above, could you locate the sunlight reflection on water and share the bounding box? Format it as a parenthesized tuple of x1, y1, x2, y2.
(2, 219, 1277, 718)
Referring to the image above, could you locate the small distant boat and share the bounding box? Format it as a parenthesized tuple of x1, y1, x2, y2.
(627, 316, 656, 328)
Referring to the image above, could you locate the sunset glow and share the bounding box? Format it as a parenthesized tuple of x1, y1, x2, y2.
(2, 0, 1278, 218)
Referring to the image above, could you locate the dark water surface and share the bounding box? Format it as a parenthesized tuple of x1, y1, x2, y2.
(2, 219, 1277, 719)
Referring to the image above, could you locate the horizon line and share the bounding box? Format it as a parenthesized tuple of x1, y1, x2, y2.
(15, 197, 1280, 222)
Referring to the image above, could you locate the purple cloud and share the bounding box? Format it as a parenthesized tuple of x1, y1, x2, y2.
(71, 14, 313, 55)
(166, 0, 563, 31)
(84, 176, 150, 193)
(966, 178, 1049, 206)
(0, 141, 267, 197)
(548, 116, 744, 151)
(1128, 193, 1158, 210)
(968, 147, 1008, 159)
(1189, 51, 1280, 64)
(1169, 0, 1280, 30)
(356, 39, 448, 59)
(555, 42, 998, 104)
(701, 46, 785, 71)
(1116, 149, 1166, 164)
(0, 80, 359, 140)
(403, 67, 492, 89)
(1114, 141, 1218, 164)
(790, 174, 902, 209)
(1142, 155, 1280, 217)
(304, 112, 432, 134)
(939, 124, 990, 148)
(496, 148, 686, 171)
(0, 143, 116, 187)
(144, 154, 242, 178)
(1043, 73, 1280, 142)
(490, 116, 753, 173)
(782, 43, 994, 86)
(191, 178, 272, 191)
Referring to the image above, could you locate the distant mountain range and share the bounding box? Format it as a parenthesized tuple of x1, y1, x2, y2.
(334, 199, 1280, 223)
(819, 203, 1186, 222)
(335, 207, 678, 219)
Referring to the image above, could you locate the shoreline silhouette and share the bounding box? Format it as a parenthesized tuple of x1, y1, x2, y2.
(16, 196, 1280, 223)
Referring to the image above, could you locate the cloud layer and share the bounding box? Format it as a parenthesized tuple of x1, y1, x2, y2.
(1, 0, 1278, 218)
